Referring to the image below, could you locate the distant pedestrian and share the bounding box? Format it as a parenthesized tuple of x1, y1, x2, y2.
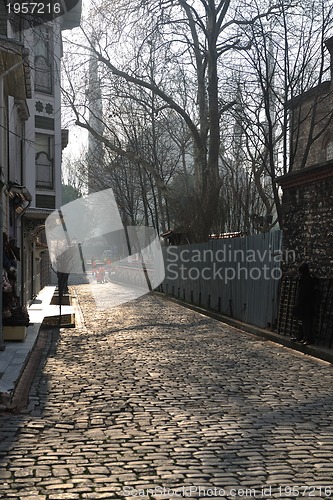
(292, 263, 318, 345)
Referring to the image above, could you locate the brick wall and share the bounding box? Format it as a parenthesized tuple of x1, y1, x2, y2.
(290, 83, 333, 171)
(289, 37, 333, 171)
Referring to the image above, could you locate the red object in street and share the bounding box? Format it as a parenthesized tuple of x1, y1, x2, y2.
(96, 267, 105, 283)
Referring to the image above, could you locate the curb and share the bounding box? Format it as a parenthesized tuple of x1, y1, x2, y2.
(154, 292, 333, 365)
(0, 287, 75, 413)
(8, 329, 49, 412)
(0, 326, 45, 412)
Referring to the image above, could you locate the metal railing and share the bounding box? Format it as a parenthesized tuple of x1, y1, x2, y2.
(158, 231, 283, 330)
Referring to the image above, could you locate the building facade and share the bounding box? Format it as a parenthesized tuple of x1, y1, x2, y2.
(279, 37, 333, 279)
(1, 1, 81, 345)
(276, 37, 333, 346)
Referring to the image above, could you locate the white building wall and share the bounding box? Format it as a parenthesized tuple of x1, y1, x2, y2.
(23, 20, 62, 212)
(1, 6, 81, 307)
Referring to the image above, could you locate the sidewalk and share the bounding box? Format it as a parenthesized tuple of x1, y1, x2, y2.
(0, 286, 75, 401)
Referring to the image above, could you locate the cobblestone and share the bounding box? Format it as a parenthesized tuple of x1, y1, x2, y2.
(0, 284, 333, 498)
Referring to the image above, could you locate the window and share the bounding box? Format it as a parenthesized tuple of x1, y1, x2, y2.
(34, 26, 53, 94)
(36, 194, 55, 209)
(35, 134, 54, 188)
(326, 141, 333, 161)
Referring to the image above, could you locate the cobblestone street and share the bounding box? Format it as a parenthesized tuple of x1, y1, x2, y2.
(1, 283, 333, 499)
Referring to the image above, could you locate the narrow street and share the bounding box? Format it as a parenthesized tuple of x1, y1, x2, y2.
(0, 283, 333, 499)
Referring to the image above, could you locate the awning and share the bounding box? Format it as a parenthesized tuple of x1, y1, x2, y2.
(23, 207, 54, 219)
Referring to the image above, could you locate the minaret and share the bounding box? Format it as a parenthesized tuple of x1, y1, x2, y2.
(262, 21, 277, 185)
(324, 37, 333, 81)
(87, 42, 104, 194)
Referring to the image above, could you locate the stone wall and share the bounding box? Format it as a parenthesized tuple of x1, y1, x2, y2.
(277, 37, 333, 341)
(281, 172, 333, 278)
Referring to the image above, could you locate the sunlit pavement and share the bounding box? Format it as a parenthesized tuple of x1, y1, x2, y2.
(0, 283, 333, 499)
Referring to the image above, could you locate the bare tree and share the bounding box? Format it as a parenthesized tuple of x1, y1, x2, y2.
(229, 0, 333, 228)
(63, 0, 291, 241)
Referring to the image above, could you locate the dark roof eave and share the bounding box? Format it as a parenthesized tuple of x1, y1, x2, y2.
(286, 81, 331, 109)
(277, 160, 333, 187)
